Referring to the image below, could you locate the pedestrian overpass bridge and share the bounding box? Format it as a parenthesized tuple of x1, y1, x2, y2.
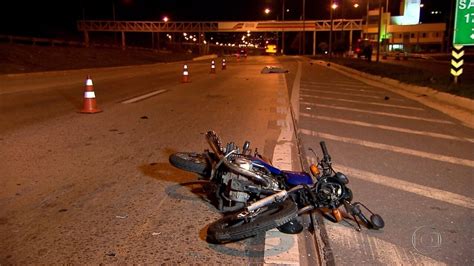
(77, 19, 364, 54)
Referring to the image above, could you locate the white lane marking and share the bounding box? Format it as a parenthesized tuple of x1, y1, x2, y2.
(265, 70, 300, 265)
(300, 113, 474, 143)
(121, 89, 167, 104)
(300, 102, 455, 125)
(300, 129, 474, 168)
(301, 82, 375, 92)
(336, 164, 474, 209)
(302, 81, 368, 87)
(300, 95, 424, 111)
(290, 61, 302, 120)
(300, 88, 406, 102)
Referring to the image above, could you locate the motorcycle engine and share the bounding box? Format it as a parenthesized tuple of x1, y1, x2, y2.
(316, 178, 345, 209)
(221, 157, 280, 203)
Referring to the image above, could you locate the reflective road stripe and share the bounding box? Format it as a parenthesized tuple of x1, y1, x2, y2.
(301, 129, 474, 168)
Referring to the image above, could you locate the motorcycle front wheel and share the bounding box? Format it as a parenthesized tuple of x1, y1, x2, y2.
(169, 152, 211, 177)
(206, 199, 298, 243)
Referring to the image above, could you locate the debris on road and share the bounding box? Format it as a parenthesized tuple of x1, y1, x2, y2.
(261, 66, 289, 74)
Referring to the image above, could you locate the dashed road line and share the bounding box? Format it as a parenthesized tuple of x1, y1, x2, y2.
(300, 113, 474, 143)
(301, 129, 474, 168)
(300, 102, 455, 125)
(300, 95, 424, 111)
(121, 89, 167, 104)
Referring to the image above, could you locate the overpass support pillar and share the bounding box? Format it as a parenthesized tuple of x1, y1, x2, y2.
(83, 31, 89, 47)
(313, 31, 316, 56)
(121, 31, 126, 50)
(349, 30, 353, 53)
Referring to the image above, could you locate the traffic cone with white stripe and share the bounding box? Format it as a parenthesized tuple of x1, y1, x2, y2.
(80, 75, 102, 113)
(182, 64, 190, 83)
(221, 59, 226, 70)
(210, 60, 216, 74)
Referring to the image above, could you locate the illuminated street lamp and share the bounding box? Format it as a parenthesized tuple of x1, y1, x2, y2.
(329, 0, 338, 58)
(162, 16, 169, 22)
(264, 8, 271, 15)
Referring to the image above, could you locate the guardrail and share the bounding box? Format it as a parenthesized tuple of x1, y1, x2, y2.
(0, 34, 163, 52)
(0, 35, 84, 47)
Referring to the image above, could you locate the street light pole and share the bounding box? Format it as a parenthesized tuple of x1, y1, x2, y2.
(302, 0, 306, 55)
(376, 0, 382, 62)
(282, 0, 285, 54)
(329, 0, 334, 59)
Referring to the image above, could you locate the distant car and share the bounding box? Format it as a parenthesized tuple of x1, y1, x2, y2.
(238, 49, 247, 58)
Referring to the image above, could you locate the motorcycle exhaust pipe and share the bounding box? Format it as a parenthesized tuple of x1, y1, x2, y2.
(247, 190, 288, 212)
(246, 186, 302, 212)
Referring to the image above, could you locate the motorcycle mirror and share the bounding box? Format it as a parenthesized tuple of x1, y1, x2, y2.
(336, 172, 349, 184)
(243, 141, 250, 153)
(370, 214, 385, 229)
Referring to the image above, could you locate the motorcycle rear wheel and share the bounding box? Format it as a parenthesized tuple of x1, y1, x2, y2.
(206, 199, 298, 243)
(169, 152, 211, 177)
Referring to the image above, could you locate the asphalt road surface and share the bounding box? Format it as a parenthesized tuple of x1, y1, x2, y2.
(287, 59, 474, 265)
(1, 55, 473, 265)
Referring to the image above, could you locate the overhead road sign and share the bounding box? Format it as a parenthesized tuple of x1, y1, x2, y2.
(453, 0, 474, 45)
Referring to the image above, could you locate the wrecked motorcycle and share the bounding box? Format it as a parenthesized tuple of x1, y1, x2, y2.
(169, 130, 384, 243)
(169, 130, 297, 212)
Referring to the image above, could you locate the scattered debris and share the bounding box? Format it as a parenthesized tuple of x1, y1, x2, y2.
(115, 215, 128, 219)
(140, 116, 149, 119)
(58, 208, 68, 212)
(106, 252, 116, 257)
(384, 96, 390, 100)
(152, 232, 161, 236)
(261, 66, 289, 74)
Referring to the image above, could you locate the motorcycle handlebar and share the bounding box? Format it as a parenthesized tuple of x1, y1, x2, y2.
(319, 141, 331, 161)
(353, 206, 371, 227)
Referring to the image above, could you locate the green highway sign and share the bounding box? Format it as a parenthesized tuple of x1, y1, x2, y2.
(453, 0, 474, 45)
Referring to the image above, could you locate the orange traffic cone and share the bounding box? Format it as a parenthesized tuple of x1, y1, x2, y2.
(210, 60, 216, 74)
(221, 59, 226, 70)
(182, 64, 190, 83)
(80, 75, 102, 114)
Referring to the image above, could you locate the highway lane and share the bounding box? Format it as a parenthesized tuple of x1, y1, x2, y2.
(0, 56, 312, 264)
(2, 54, 473, 265)
(287, 58, 474, 265)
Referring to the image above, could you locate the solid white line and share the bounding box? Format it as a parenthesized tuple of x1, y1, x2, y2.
(264, 69, 300, 266)
(290, 61, 302, 119)
(301, 95, 424, 111)
(300, 102, 455, 125)
(300, 129, 474, 168)
(300, 88, 406, 102)
(335, 164, 474, 209)
(300, 113, 474, 143)
(121, 89, 167, 104)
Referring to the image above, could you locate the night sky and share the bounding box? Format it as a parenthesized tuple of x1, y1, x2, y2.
(0, 0, 452, 38)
